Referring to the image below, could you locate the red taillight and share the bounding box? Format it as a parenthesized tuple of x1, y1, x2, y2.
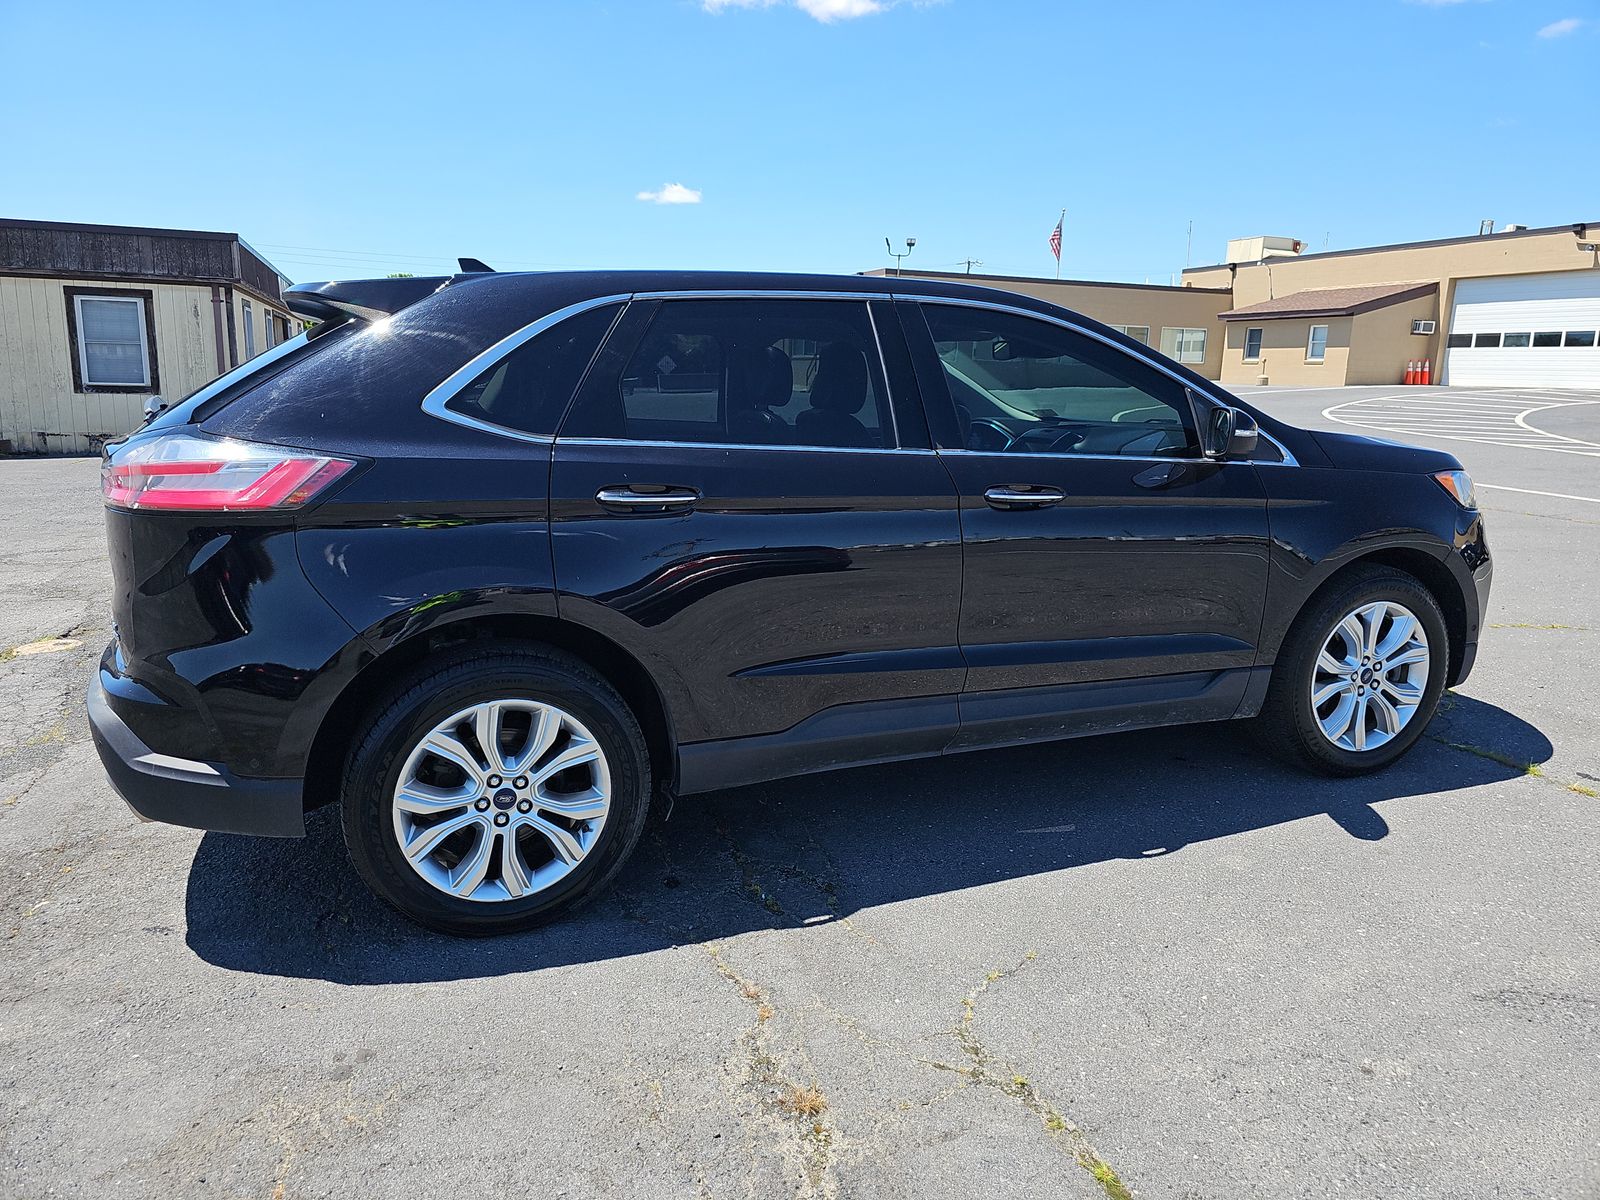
(102, 432, 355, 512)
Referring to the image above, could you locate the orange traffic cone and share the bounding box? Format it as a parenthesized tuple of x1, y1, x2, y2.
(1405, 360, 1416, 385)
(1421, 358, 1432, 385)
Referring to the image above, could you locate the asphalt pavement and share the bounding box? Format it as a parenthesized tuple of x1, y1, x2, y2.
(2, 387, 1596, 1199)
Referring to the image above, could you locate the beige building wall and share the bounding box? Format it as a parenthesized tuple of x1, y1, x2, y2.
(0, 276, 215, 453)
(0, 275, 295, 453)
(1345, 293, 1440, 386)
(865, 269, 1233, 379)
(1189, 224, 1597, 372)
(1221, 315, 1353, 386)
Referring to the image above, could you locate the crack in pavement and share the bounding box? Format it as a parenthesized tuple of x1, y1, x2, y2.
(706, 943, 842, 1199)
(927, 952, 1134, 1200)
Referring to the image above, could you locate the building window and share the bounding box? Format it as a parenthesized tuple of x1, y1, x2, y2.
(1445, 333, 1471, 349)
(1502, 332, 1531, 348)
(1532, 331, 1563, 348)
(1564, 331, 1597, 348)
(264, 312, 277, 350)
(1243, 327, 1263, 361)
(67, 291, 156, 391)
(1306, 324, 1329, 362)
(1473, 332, 1501, 349)
(1159, 327, 1207, 364)
(1110, 325, 1151, 345)
(242, 300, 257, 358)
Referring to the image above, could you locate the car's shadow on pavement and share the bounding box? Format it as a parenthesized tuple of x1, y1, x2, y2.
(185, 693, 1551, 984)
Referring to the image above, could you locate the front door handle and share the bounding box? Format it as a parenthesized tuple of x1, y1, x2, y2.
(984, 485, 1065, 510)
(595, 485, 701, 514)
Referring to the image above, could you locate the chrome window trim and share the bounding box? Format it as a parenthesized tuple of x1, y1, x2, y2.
(420, 286, 1296, 465)
(421, 293, 632, 445)
(557, 436, 937, 457)
(912, 296, 1299, 467)
(631, 289, 895, 302)
(863, 300, 902, 447)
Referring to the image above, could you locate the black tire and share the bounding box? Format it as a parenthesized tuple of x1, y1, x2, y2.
(340, 642, 651, 936)
(1256, 566, 1449, 776)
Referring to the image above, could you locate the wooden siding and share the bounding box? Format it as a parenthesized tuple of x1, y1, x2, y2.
(1, 276, 217, 453)
(0, 224, 237, 286)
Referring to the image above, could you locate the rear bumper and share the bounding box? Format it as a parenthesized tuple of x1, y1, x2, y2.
(87, 669, 305, 837)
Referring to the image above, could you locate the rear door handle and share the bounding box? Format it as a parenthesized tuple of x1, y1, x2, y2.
(983, 485, 1065, 510)
(595, 485, 701, 513)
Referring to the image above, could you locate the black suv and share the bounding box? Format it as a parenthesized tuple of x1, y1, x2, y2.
(89, 270, 1491, 934)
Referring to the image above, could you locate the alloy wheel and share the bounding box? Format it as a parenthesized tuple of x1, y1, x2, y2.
(391, 699, 611, 902)
(1309, 601, 1431, 753)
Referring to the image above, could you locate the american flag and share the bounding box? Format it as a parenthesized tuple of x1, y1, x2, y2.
(1048, 214, 1063, 262)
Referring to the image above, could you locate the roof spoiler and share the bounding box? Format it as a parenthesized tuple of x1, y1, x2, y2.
(283, 275, 454, 322)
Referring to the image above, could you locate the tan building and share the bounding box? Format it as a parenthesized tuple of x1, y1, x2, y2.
(1187, 220, 1600, 388)
(1, 219, 297, 454)
(869, 220, 1599, 391)
(862, 269, 1233, 379)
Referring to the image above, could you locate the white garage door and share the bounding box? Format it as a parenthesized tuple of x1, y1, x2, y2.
(1443, 271, 1600, 388)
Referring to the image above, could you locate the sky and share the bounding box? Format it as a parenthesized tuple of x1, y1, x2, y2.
(1, 0, 1596, 286)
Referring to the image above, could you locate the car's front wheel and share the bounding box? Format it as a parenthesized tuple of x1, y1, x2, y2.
(340, 644, 651, 935)
(1259, 566, 1449, 776)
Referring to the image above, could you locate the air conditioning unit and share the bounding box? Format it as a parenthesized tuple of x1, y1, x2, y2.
(1412, 319, 1437, 335)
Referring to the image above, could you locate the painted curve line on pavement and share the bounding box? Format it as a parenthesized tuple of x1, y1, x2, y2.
(1321, 390, 1600, 457)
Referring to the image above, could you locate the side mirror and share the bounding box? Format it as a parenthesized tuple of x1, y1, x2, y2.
(1201, 404, 1259, 459)
(141, 395, 168, 425)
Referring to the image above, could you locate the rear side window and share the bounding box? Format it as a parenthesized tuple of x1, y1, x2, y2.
(443, 303, 620, 437)
(561, 298, 892, 448)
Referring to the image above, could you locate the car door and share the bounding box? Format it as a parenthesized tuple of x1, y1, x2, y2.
(550, 292, 965, 792)
(899, 298, 1272, 749)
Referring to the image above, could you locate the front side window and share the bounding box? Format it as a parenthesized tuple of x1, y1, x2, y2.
(922, 304, 1197, 458)
(1244, 327, 1264, 361)
(73, 294, 151, 388)
(1306, 324, 1329, 362)
(444, 302, 621, 437)
(1159, 326, 1207, 364)
(563, 298, 891, 448)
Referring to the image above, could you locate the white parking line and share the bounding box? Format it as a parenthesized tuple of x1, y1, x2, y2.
(1478, 483, 1600, 505)
(1323, 391, 1600, 456)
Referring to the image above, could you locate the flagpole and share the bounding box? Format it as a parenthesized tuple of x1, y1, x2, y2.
(1056, 208, 1064, 279)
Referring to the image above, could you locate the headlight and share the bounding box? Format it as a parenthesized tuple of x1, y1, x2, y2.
(1432, 469, 1477, 509)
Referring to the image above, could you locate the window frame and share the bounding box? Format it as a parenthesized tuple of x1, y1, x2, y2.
(1159, 326, 1208, 365)
(242, 299, 257, 359)
(64, 287, 159, 394)
(1306, 324, 1330, 363)
(1243, 327, 1264, 362)
(917, 300, 1211, 462)
(560, 294, 904, 452)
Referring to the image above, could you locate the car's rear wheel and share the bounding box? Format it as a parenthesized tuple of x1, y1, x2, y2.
(340, 644, 650, 935)
(1258, 566, 1449, 775)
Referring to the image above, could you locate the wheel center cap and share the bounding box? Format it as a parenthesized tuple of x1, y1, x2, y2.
(492, 788, 518, 811)
(1360, 667, 1376, 684)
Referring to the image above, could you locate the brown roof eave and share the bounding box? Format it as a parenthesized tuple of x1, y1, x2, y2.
(1219, 283, 1437, 321)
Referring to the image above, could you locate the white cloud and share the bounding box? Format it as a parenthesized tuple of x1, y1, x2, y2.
(635, 183, 703, 205)
(1537, 16, 1582, 36)
(703, 0, 914, 22)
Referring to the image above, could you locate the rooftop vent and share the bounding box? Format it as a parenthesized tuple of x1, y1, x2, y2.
(1225, 236, 1305, 265)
